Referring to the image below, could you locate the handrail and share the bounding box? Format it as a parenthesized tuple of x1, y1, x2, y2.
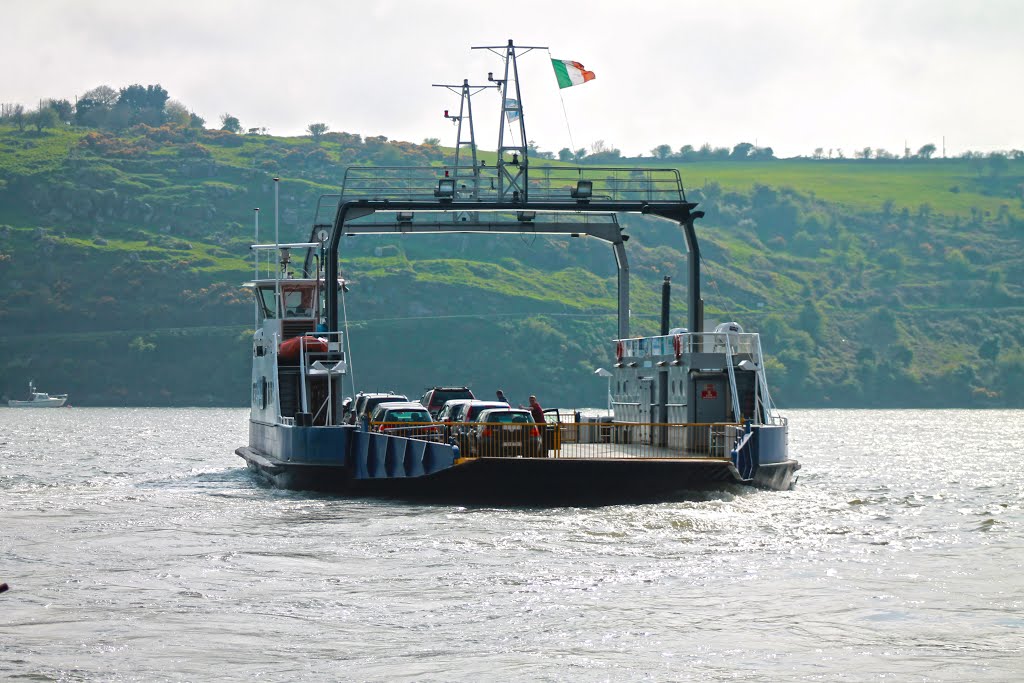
(755, 335, 780, 421)
(614, 331, 763, 358)
(724, 336, 741, 421)
(450, 420, 743, 459)
(338, 165, 686, 204)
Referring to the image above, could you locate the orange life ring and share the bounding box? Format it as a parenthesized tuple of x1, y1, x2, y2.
(673, 334, 682, 357)
(616, 340, 624, 361)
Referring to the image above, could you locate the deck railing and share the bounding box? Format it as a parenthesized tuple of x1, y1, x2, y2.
(366, 419, 745, 460)
(337, 165, 686, 204)
(442, 421, 742, 460)
(368, 422, 445, 442)
(616, 332, 763, 359)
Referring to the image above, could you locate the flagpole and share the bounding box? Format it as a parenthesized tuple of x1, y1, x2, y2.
(548, 50, 579, 160)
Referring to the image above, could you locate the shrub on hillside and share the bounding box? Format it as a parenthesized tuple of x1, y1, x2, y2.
(201, 129, 244, 147)
(178, 143, 212, 159)
(77, 131, 150, 158)
(135, 123, 194, 144)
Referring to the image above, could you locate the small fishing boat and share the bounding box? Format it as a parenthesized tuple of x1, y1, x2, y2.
(8, 381, 68, 408)
(235, 40, 799, 502)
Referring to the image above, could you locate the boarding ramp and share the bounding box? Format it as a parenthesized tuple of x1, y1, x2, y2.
(347, 430, 457, 480)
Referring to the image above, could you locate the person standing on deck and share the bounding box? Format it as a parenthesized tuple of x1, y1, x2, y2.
(527, 395, 545, 424)
(496, 389, 509, 404)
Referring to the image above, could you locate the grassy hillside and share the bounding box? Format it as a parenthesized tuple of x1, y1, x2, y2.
(666, 159, 1016, 218)
(1, 122, 1022, 408)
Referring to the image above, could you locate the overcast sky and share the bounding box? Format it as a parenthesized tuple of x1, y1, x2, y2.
(5, 0, 1022, 158)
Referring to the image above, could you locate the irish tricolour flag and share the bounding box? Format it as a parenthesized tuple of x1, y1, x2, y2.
(551, 59, 596, 89)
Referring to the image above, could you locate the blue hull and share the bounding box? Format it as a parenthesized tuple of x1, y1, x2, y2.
(237, 421, 799, 503)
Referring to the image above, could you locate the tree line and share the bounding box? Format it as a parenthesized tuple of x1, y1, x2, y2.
(0, 84, 204, 132)
(0, 83, 265, 137)
(533, 138, 1021, 165)
(2, 83, 1021, 170)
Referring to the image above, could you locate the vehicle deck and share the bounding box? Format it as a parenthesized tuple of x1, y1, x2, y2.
(467, 443, 731, 461)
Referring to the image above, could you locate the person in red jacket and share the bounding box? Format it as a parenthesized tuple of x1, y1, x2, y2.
(527, 395, 545, 424)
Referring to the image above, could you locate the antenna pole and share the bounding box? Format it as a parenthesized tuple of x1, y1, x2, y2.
(457, 79, 478, 197)
(274, 177, 281, 317)
(253, 207, 260, 326)
(472, 39, 546, 202)
(433, 78, 498, 204)
(273, 177, 280, 247)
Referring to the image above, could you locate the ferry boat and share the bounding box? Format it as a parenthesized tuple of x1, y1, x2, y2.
(235, 40, 799, 502)
(8, 381, 68, 408)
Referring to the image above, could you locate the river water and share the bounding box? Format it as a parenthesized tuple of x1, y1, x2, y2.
(1, 408, 1021, 682)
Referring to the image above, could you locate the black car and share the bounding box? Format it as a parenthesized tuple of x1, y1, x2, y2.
(468, 408, 544, 458)
(419, 386, 475, 418)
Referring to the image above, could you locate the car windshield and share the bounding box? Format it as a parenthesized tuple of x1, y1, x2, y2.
(383, 410, 431, 422)
(430, 389, 473, 405)
(466, 402, 509, 421)
(364, 395, 407, 414)
(438, 401, 469, 420)
(482, 411, 533, 424)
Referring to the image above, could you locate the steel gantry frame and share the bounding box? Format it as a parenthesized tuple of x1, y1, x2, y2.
(322, 198, 704, 342)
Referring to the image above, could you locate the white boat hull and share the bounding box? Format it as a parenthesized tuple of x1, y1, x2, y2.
(8, 397, 67, 408)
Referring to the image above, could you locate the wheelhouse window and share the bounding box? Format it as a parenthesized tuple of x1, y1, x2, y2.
(254, 283, 318, 320)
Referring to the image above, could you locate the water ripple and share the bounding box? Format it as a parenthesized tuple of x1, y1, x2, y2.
(0, 408, 1022, 681)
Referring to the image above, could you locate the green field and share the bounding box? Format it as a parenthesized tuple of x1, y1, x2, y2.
(621, 158, 1021, 219)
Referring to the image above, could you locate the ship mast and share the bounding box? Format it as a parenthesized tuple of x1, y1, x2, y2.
(432, 78, 497, 206)
(472, 39, 545, 202)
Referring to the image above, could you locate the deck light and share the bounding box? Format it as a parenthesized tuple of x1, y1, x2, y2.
(571, 180, 593, 201)
(516, 211, 536, 222)
(397, 211, 414, 224)
(434, 178, 455, 200)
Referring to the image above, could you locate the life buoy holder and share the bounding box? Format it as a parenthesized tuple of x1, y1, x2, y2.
(673, 334, 682, 357)
(615, 340, 624, 361)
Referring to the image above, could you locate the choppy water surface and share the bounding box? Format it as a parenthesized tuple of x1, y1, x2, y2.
(1, 408, 1021, 681)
